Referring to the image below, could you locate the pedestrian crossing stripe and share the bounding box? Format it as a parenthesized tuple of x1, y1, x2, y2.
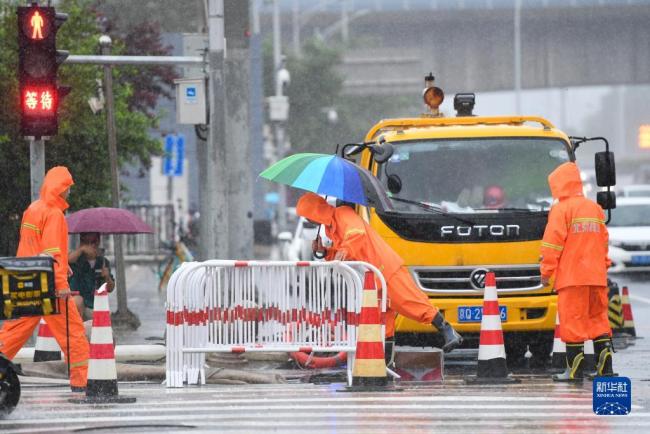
(5, 380, 649, 433)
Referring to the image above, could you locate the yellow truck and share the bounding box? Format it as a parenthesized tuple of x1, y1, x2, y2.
(350, 76, 616, 365)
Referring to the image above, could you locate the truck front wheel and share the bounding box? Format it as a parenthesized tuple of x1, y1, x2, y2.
(0, 361, 20, 417)
(528, 337, 553, 368)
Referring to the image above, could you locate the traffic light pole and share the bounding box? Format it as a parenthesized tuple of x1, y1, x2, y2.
(66, 55, 203, 65)
(29, 138, 45, 202)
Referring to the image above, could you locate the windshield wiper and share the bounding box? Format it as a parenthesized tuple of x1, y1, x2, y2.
(474, 207, 541, 213)
(390, 196, 475, 224)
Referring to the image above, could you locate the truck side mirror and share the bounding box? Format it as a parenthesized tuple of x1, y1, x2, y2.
(597, 191, 616, 210)
(595, 151, 616, 187)
(372, 142, 394, 164)
(387, 174, 402, 194)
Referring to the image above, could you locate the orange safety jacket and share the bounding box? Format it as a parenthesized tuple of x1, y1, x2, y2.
(296, 193, 404, 280)
(540, 162, 610, 290)
(17, 166, 74, 291)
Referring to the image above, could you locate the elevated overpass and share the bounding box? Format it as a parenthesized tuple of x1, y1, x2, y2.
(327, 4, 650, 95)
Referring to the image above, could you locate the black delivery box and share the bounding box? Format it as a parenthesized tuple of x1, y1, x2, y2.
(0, 256, 58, 320)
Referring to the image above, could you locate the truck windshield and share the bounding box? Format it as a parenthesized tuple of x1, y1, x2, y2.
(380, 138, 570, 214)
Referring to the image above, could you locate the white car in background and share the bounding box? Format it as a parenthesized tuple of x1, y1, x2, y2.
(620, 184, 650, 198)
(608, 197, 650, 273)
(278, 197, 337, 261)
(278, 217, 319, 261)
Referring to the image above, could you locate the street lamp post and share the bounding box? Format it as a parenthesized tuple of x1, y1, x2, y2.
(292, 0, 301, 56)
(514, 0, 522, 114)
(272, 0, 289, 233)
(341, 0, 349, 44)
(99, 35, 139, 330)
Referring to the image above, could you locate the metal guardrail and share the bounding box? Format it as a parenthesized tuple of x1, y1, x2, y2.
(165, 260, 387, 388)
(124, 204, 175, 256)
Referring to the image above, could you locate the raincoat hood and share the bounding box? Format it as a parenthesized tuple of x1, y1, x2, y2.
(39, 166, 74, 210)
(548, 162, 583, 200)
(296, 193, 334, 227)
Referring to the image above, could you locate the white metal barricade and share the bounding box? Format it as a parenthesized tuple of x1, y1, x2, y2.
(165, 260, 386, 388)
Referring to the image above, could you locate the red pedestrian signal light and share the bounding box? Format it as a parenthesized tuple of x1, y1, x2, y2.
(17, 4, 68, 137)
(23, 9, 51, 40)
(22, 87, 57, 115)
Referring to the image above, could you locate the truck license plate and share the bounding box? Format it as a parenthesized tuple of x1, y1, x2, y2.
(457, 306, 507, 323)
(631, 255, 650, 265)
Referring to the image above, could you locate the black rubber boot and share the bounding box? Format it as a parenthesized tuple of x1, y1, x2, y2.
(553, 343, 584, 382)
(589, 335, 617, 378)
(432, 312, 463, 353)
(385, 337, 395, 369)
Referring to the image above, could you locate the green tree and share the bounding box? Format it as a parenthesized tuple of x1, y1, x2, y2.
(264, 39, 352, 155)
(94, 0, 203, 34)
(284, 40, 350, 154)
(0, 0, 161, 255)
(263, 38, 416, 156)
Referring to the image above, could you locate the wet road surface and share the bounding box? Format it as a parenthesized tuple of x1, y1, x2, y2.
(3, 374, 649, 434)
(1, 273, 648, 433)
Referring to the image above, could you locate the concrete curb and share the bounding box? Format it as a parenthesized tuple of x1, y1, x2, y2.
(14, 344, 166, 364)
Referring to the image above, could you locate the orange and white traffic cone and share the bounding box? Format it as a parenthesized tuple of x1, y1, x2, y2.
(466, 272, 519, 384)
(33, 318, 62, 362)
(621, 286, 637, 338)
(550, 312, 566, 371)
(584, 339, 596, 373)
(69, 285, 135, 404)
(345, 272, 393, 391)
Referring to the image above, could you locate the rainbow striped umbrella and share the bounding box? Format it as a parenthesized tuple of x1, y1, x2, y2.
(260, 153, 393, 211)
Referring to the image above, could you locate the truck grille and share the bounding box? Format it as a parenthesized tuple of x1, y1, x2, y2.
(412, 265, 542, 294)
(620, 243, 650, 252)
(622, 261, 650, 268)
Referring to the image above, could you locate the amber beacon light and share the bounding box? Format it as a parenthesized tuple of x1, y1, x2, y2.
(422, 72, 444, 116)
(639, 125, 650, 149)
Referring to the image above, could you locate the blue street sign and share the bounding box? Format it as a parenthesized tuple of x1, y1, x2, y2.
(163, 134, 174, 176)
(186, 87, 196, 98)
(174, 134, 185, 176)
(162, 134, 185, 177)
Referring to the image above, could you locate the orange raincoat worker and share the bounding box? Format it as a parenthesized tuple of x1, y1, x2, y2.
(0, 167, 90, 391)
(296, 193, 463, 356)
(540, 162, 614, 382)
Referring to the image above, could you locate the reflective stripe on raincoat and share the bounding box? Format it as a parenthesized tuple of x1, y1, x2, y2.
(17, 166, 74, 291)
(540, 162, 610, 290)
(296, 192, 403, 280)
(296, 193, 437, 337)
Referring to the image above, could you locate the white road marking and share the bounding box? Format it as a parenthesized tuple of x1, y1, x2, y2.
(629, 294, 650, 305)
(19, 394, 595, 406)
